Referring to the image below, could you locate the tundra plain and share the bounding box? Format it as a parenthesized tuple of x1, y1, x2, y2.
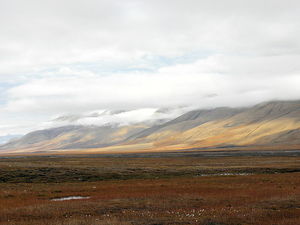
(0, 150, 299, 225)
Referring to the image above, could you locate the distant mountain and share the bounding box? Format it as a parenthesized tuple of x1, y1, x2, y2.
(1, 100, 300, 153)
(128, 100, 300, 150)
(0, 134, 22, 145)
(125, 107, 244, 141)
(0, 125, 148, 152)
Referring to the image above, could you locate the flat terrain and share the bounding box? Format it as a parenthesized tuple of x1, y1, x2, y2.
(0, 150, 299, 224)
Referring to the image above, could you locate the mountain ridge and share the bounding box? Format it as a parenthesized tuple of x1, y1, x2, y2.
(2, 100, 300, 154)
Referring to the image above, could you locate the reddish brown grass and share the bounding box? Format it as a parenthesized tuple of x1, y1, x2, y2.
(0, 156, 299, 225)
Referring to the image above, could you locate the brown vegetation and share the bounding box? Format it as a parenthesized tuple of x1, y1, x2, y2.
(0, 156, 299, 224)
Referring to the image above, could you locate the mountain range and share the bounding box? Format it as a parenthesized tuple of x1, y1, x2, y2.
(2, 100, 300, 154)
(0, 134, 22, 145)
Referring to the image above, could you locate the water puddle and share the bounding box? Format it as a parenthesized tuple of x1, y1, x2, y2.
(199, 173, 250, 177)
(51, 196, 90, 201)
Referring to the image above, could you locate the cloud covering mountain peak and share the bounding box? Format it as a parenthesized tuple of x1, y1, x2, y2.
(48, 107, 189, 129)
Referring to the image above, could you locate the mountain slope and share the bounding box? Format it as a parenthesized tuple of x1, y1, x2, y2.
(2, 100, 300, 153)
(125, 107, 244, 143)
(124, 100, 300, 149)
(0, 134, 22, 145)
(0, 124, 147, 152)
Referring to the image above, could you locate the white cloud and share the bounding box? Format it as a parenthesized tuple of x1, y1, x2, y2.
(1, 0, 300, 75)
(43, 107, 189, 129)
(0, 0, 300, 135)
(3, 54, 300, 114)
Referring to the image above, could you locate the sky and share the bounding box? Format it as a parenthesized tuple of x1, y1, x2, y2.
(0, 0, 300, 136)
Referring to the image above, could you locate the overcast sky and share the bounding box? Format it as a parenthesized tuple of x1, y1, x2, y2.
(1, 0, 300, 135)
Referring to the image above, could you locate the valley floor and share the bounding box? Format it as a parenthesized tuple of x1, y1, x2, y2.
(0, 152, 299, 225)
